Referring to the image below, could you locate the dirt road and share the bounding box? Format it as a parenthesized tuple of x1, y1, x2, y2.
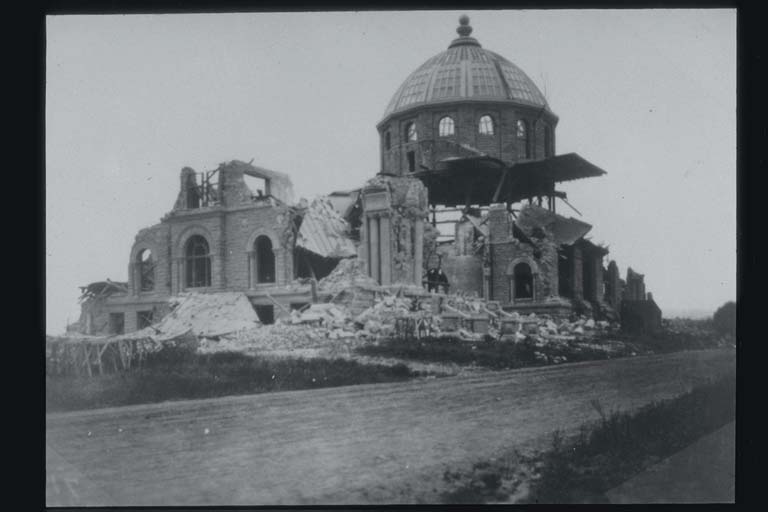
(46, 349, 735, 506)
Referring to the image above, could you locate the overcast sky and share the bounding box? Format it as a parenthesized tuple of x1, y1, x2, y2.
(46, 9, 736, 333)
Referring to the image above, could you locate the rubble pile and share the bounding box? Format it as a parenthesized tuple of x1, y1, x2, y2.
(318, 258, 379, 293)
(353, 295, 436, 336)
(187, 285, 634, 366)
(198, 303, 367, 356)
(153, 292, 261, 340)
(493, 312, 638, 363)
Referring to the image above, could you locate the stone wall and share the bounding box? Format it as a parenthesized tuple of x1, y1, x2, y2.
(486, 204, 559, 305)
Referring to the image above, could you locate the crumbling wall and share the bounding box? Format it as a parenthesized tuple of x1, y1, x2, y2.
(129, 222, 172, 296)
(223, 205, 296, 289)
(440, 254, 484, 296)
(172, 167, 201, 211)
(604, 260, 622, 308)
(360, 174, 428, 286)
(219, 162, 258, 207)
(621, 298, 662, 333)
(624, 267, 646, 301)
(487, 204, 560, 304)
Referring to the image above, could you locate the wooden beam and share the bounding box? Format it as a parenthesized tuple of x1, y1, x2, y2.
(491, 168, 509, 203)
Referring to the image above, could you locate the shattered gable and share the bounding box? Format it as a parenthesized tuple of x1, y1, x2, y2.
(296, 198, 358, 259)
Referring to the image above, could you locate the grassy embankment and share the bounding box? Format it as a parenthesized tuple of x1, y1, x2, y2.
(440, 370, 736, 504)
(358, 317, 732, 370)
(46, 347, 417, 413)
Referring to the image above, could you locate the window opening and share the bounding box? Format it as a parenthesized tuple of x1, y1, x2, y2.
(478, 115, 494, 135)
(137, 249, 155, 292)
(185, 235, 211, 288)
(438, 116, 455, 137)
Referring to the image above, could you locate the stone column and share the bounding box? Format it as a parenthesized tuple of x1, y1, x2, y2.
(174, 258, 183, 294)
(359, 216, 368, 274)
(414, 218, 424, 286)
(379, 214, 391, 286)
(131, 263, 138, 296)
(593, 256, 604, 302)
(572, 246, 583, 300)
(369, 215, 380, 284)
(247, 251, 254, 289)
(274, 248, 286, 286)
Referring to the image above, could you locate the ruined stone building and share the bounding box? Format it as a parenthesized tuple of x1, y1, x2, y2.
(75, 15, 659, 335)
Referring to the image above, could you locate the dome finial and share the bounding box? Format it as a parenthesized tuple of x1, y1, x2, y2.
(457, 15, 472, 37)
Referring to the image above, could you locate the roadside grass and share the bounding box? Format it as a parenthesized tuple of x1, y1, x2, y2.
(440, 370, 736, 504)
(356, 336, 614, 370)
(46, 346, 418, 413)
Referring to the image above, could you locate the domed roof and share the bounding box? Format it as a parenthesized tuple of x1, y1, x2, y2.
(380, 16, 552, 124)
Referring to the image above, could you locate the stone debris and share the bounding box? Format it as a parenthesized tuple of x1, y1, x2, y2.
(318, 258, 379, 293)
(151, 292, 261, 340)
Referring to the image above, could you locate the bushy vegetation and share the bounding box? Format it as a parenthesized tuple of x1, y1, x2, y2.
(712, 301, 736, 338)
(46, 346, 417, 413)
(440, 371, 736, 504)
(357, 336, 627, 370)
(626, 315, 735, 354)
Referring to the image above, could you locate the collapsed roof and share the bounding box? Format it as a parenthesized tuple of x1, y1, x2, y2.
(296, 198, 358, 259)
(78, 280, 129, 302)
(413, 153, 606, 206)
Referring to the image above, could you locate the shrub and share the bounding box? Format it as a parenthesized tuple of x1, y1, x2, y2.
(712, 301, 736, 337)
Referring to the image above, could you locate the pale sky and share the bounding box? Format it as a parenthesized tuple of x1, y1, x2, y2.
(46, 9, 736, 333)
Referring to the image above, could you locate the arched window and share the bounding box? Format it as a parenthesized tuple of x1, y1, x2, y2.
(136, 248, 155, 292)
(405, 122, 418, 142)
(185, 235, 211, 288)
(513, 262, 534, 300)
(255, 235, 275, 284)
(385, 131, 391, 150)
(517, 119, 530, 159)
(544, 125, 553, 157)
(438, 116, 455, 137)
(478, 115, 494, 135)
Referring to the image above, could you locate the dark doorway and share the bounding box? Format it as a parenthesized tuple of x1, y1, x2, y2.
(108, 312, 125, 335)
(254, 305, 274, 325)
(137, 310, 153, 329)
(583, 255, 595, 301)
(407, 151, 416, 172)
(513, 262, 533, 300)
(255, 235, 275, 283)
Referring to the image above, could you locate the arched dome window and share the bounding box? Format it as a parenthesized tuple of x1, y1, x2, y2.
(478, 115, 494, 135)
(517, 119, 531, 159)
(136, 248, 155, 292)
(185, 235, 211, 288)
(405, 122, 418, 142)
(438, 116, 455, 137)
(544, 125, 553, 157)
(385, 131, 391, 150)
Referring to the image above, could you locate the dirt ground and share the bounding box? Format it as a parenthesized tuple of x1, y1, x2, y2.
(46, 348, 735, 506)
